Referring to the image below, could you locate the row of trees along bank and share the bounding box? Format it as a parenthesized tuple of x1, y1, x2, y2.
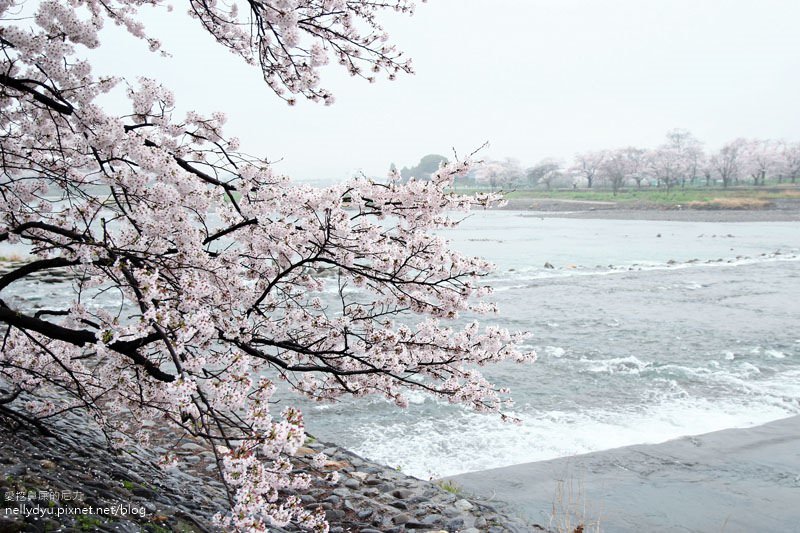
(400, 131, 800, 194)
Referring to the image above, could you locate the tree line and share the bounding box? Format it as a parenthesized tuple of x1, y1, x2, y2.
(420, 130, 800, 193)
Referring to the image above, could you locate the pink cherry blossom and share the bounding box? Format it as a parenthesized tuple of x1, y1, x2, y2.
(0, 0, 533, 530)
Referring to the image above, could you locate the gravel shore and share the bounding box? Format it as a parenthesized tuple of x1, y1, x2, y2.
(0, 404, 534, 532)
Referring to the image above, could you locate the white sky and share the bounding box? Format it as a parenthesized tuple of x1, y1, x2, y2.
(93, 0, 800, 182)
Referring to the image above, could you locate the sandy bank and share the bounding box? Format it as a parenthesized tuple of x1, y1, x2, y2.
(448, 415, 800, 532)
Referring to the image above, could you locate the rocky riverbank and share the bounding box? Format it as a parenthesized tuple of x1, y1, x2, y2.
(0, 406, 535, 533)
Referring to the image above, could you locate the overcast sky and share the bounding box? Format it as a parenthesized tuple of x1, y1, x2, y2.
(94, 0, 800, 182)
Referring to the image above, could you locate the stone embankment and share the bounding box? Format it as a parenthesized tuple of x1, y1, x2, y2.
(0, 408, 535, 532)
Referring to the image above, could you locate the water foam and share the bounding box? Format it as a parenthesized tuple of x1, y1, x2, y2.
(487, 252, 800, 289)
(346, 393, 800, 479)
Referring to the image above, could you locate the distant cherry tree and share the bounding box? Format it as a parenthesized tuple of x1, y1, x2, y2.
(474, 158, 525, 191)
(698, 151, 716, 187)
(623, 147, 648, 189)
(742, 139, 779, 186)
(778, 141, 800, 184)
(647, 129, 703, 190)
(570, 151, 605, 189)
(526, 159, 563, 191)
(599, 148, 646, 195)
(711, 139, 747, 188)
(0, 0, 533, 530)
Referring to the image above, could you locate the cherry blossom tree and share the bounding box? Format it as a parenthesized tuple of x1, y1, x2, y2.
(698, 151, 716, 187)
(647, 129, 703, 190)
(742, 139, 779, 186)
(474, 158, 524, 191)
(473, 161, 504, 190)
(644, 147, 677, 190)
(623, 147, 647, 189)
(669, 129, 703, 187)
(526, 158, 563, 191)
(570, 151, 605, 189)
(710, 138, 747, 188)
(599, 148, 644, 195)
(778, 141, 800, 184)
(0, 0, 534, 530)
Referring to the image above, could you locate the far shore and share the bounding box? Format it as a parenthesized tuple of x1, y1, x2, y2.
(497, 196, 800, 222)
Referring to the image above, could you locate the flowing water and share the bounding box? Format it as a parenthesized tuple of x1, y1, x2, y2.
(298, 211, 800, 478)
(4, 210, 799, 479)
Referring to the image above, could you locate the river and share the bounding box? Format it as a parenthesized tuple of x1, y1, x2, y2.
(3, 210, 799, 480)
(298, 211, 800, 478)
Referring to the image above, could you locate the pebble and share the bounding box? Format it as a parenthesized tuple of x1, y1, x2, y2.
(392, 512, 411, 525)
(422, 513, 444, 524)
(455, 497, 475, 511)
(447, 517, 466, 529)
(343, 477, 360, 489)
(331, 487, 350, 497)
(392, 488, 414, 499)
